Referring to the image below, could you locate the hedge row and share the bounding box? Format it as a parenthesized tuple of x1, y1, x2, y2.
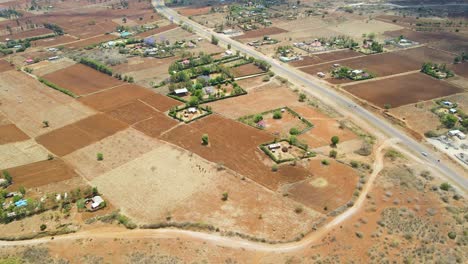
(259, 139, 316, 164)
(79, 57, 113, 76)
(38, 78, 76, 98)
(168, 106, 213, 124)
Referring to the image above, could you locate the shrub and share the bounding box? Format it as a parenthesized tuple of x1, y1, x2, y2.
(273, 111, 282, 119)
(42, 120, 49, 128)
(289, 127, 300, 135)
(38, 78, 76, 98)
(331, 136, 340, 146)
(2, 170, 12, 184)
(79, 57, 113, 75)
(329, 149, 337, 158)
(40, 224, 47, 231)
(298, 93, 307, 102)
(19, 186, 26, 195)
(47, 154, 54, 160)
(440, 182, 451, 191)
(253, 114, 263, 123)
(221, 192, 228, 201)
(272, 164, 278, 172)
(350, 161, 359, 168)
(201, 134, 209, 145)
(294, 206, 303, 214)
(448, 231, 457, 239)
(97, 153, 104, 161)
(321, 159, 330, 165)
(424, 130, 438, 138)
(262, 75, 270, 82)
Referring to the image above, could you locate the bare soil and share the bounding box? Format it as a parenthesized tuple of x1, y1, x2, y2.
(139, 93, 182, 112)
(42, 64, 122, 96)
(231, 63, 265, 78)
(344, 72, 463, 108)
(136, 24, 178, 38)
(291, 50, 363, 67)
(0, 139, 50, 170)
(234, 27, 288, 40)
(176, 6, 212, 16)
(0, 124, 29, 144)
(106, 100, 159, 126)
(0, 60, 13, 72)
(133, 112, 179, 138)
(36, 114, 128, 156)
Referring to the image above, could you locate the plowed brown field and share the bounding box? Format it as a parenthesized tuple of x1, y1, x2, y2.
(231, 63, 265, 78)
(5, 159, 79, 189)
(234, 27, 288, 39)
(291, 50, 363, 67)
(36, 114, 128, 156)
(0, 124, 29, 144)
(42, 64, 122, 96)
(344, 72, 463, 108)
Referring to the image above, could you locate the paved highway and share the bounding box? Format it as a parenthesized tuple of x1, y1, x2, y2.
(152, 1, 467, 192)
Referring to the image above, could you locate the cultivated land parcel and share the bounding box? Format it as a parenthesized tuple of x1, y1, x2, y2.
(0, 0, 467, 263)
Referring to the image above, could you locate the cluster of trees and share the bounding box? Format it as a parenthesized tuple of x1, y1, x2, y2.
(79, 57, 113, 76)
(421, 62, 454, 79)
(114, 73, 134, 83)
(0, 8, 22, 19)
(454, 52, 468, 64)
(44, 23, 64, 35)
(251, 58, 270, 71)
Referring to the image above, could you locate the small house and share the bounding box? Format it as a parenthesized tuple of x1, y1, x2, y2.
(333, 63, 340, 68)
(174, 88, 188, 96)
(268, 143, 281, 150)
(203, 86, 214, 95)
(90, 196, 104, 210)
(48, 56, 59, 61)
(317, 72, 325, 78)
(188, 107, 197, 114)
(25, 58, 34, 64)
(443, 101, 453, 107)
(449, 108, 457, 114)
(457, 132, 466, 139)
(225, 50, 233, 56)
(448, 130, 462, 137)
(14, 199, 28, 208)
(120, 31, 132, 38)
(351, 69, 363, 75)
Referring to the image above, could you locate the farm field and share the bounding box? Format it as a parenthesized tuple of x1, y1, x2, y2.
(136, 24, 178, 38)
(31, 35, 77, 48)
(451, 62, 468, 79)
(27, 58, 76, 77)
(389, 100, 441, 135)
(231, 63, 265, 78)
(78, 84, 155, 111)
(0, 139, 49, 170)
(4, 159, 79, 190)
(41, 64, 122, 96)
(207, 81, 301, 119)
(5, 27, 53, 40)
(0, 124, 29, 144)
(61, 34, 118, 50)
(291, 50, 363, 67)
(0, 70, 96, 137)
(234, 27, 288, 40)
(175, 6, 212, 16)
(284, 159, 359, 213)
(344, 72, 463, 108)
(0, 60, 13, 72)
(300, 46, 453, 82)
(36, 114, 128, 156)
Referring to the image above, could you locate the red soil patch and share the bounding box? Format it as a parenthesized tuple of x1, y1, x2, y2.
(287, 159, 359, 213)
(139, 93, 182, 112)
(6, 27, 53, 40)
(234, 27, 288, 39)
(106, 100, 158, 125)
(62, 34, 118, 49)
(300, 46, 453, 82)
(112, 56, 177, 73)
(31, 35, 77, 47)
(0, 60, 13, 72)
(5, 159, 79, 189)
(133, 111, 179, 138)
(36, 114, 128, 156)
(177, 6, 212, 16)
(231, 63, 265, 78)
(136, 24, 178, 38)
(290, 106, 357, 148)
(78, 84, 155, 111)
(451, 63, 468, 79)
(291, 50, 363, 67)
(0, 124, 29, 144)
(161, 114, 312, 190)
(42, 64, 122, 96)
(345, 72, 463, 108)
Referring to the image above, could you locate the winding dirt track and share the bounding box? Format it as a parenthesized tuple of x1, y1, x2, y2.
(0, 139, 395, 252)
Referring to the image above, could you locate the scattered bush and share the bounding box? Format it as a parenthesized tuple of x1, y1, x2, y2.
(350, 161, 359, 168)
(273, 111, 282, 119)
(440, 182, 451, 191)
(448, 231, 457, 239)
(201, 134, 209, 145)
(331, 136, 340, 146)
(221, 192, 228, 201)
(40, 224, 47, 231)
(321, 159, 330, 165)
(253, 114, 263, 123)
(97, 153, 104, 161)
(298, 93, 307, 102)
(294, 206, 303, 214)
(329, 149, 337, 158)
(289, 127, 300, 135)
(272, 164, 278, 172)
(42, 120, 49, 128)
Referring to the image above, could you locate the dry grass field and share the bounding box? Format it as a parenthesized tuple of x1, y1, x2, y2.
(0, 139, 49, 170)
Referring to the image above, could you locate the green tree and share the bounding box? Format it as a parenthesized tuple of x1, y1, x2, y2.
(2, 170, 12, 184)
(40, 224, 47, 231)
(273, 110, 282, 119)
(221, 192, 228, 201)
(97, 153, 104, 161)
(289, 127, 300, 135)
(201, 134, 209, 145)
(442, 114, 457, 128)
(211, 35, 219, 45)
(187, 96, 199, 107)
(19, 186, 26, 196)
(253, 114, 263, 123)
(331, 136, 340, 146)
(440, 182, 451, 191)
(329, 149, 337, 158)
(298, 93, 306, 102)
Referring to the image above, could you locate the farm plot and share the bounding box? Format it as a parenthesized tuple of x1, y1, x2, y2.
(284, 159, 359, 213)
(0, 70, 96, 137)
(290, 50, 363, 67)
(231, 63, 265, 78)
(451, 63, 468, 79)
(300, 46, 453, 82)
(0, 124, 29, 144)
(64, 128, 159, 180)
(130, 111, 179, 138)
(344, 72, 463, 108)
(291, 106, 357, 149)
(136, 24, 178, 38)
(139, 93, 181, 112)
(36, 114, 128, 156)
(4, 159, 79, 190)
(106, 100, 159, 125)
(162, 114, 312, 190)
(41, 64, 121, 96)
(234, 27, 288, 40)
(207, 82, 302, 119)
(175, 6, 212, 16)
(78, 84, 154, 111)
(62, 34, 118, 50)
(6, 27, 54, 40)
(27, 58, 76, 77)
(389, 101, 441, 135)
(0, 140, 50, 170)
(31, 35, 77, 48)
(0, 60, 13, 72)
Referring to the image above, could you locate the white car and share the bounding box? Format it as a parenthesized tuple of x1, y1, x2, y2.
(421, 152, 428, 157)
